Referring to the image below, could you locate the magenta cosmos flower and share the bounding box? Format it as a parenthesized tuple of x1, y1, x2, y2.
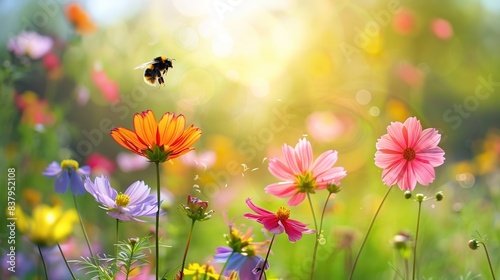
(84, 176, 161, 222)
(374, 117, 445, 191)
(243, 198, 314, 242)
(265, 138, 347, 206)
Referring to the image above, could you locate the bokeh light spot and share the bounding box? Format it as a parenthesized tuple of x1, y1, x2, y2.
(356, 89, 371, 105)
(369, 106, 380, 116)
(175, 26, 199, 51)
(212, 32, 233, 57)
(250, 79, 270, 98)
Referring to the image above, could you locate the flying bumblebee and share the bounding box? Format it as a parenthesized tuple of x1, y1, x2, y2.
(134, 56, 174, 87)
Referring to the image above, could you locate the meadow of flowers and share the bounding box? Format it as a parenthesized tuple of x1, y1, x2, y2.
(1, 1, 500, 279)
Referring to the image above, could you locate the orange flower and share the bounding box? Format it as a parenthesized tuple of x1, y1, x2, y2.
(65, 3, 97, 35)
(111, 111, 201, 163)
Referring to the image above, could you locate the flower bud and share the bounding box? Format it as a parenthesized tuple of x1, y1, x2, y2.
(404, 191, 412, 199)
(391, 232, 412, 259)
(180, 194, 213, 222)
(415, 193, 424, 202)
(129, 237, 138, 246)
(435, 191, 444, 201)
(327, 183, 342, 194)
(468, 239, 479, 250)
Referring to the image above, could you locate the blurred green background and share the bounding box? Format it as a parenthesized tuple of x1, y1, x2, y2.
(1, 0, 500, 279)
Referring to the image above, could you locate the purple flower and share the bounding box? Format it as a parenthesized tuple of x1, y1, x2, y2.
(215, 247, 269, 280)
(7, 31, 53, 59)
(43, 160, 90, 195)
(83, 175, 161, 222)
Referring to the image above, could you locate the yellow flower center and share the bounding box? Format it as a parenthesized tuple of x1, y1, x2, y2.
(115, 192, 130, 207)
(403, 147, 416, 161)
(61, 159, 79, 170)
(276, 206, 290, 221)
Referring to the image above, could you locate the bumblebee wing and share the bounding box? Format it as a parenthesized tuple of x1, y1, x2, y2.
(133, 61, 156, 70)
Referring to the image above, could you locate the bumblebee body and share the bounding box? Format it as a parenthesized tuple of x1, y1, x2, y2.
(134, 56, 174, 86)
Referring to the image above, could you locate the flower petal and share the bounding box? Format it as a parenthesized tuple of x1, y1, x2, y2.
(264, 182, 297, 197)
(42, 161, 62, 177)
(311, 150, 338, 174)
(268, 158, 296, 181)
(404, 116, 422, 148)
(54, 172, 69, 193)
(134, 110, 158, 147)
(69, 171, 85, 195)
(288, 192, 306, 206)
(295, 138, 313, 171)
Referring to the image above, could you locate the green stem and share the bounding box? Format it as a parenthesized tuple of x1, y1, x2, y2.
(155, 161, 161, 280)
(480, 242, 496, 280)
(404, 257, 409, 280)
(318, 193, 333, 241)
(309, 192, 332, 279)
(125, 239, 136, 280)
(412, 201, 422, 280)
(349, 185, 394, 280)
(73, 194, 96, 262)
(219, 251, 235, 278)
(57, 242, 77, 280)
(180, 220, 196, 280)
(37, 244, 49, 280)
(306, 192, 320, 233)
(115, 218, 119, 270)
(259, 234, 276, 280)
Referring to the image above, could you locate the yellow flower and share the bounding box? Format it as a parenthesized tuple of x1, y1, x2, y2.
(111, 110, 201, 163)
(183, 263, 219, 280)
(9, 204, 78, 246)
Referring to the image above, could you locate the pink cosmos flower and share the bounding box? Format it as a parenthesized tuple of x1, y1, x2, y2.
(265, 138, 347, 206)
(91, 67, 120, 103)
(431, 18, 453, 40)
(374, 117, 445, 191)
(243, 198, 314, 243)
(7, 31, 53, 59)
(392, 9, 415, 35)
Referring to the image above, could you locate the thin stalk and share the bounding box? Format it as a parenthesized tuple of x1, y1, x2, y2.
(412, 201, 422, 280)
(404, 257, 409, 280)
(481, 242, 496, 280)
(37, 244, 49, 280)
(155, 161, 161, 280)
(57, 242, 77, 280)
(115, 218, 119, 269)
(180, 220, 196, 280)
(349, 185, 394, 280)
(309, 192, 333, 279)
(219, 251, 235, 278)
(73, 194, 96, 262)
(259, 234, 276, 280)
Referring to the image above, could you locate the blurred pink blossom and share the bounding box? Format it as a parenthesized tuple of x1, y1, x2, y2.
(396, 63, 424, 87)
(15, 91, 56, 127)
(431, 18, 453, 40)
(86, 153, 116, 175)
(75, 85, 90, 106)
(306, 111, 346, 142)
(116, 152, 150, 172)
(392, 9, 415, 35)
(91, 67, 120, 103)
(7, 31, 53, 59)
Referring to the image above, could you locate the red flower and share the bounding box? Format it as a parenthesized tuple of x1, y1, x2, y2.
(243, 198, 314, 243)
